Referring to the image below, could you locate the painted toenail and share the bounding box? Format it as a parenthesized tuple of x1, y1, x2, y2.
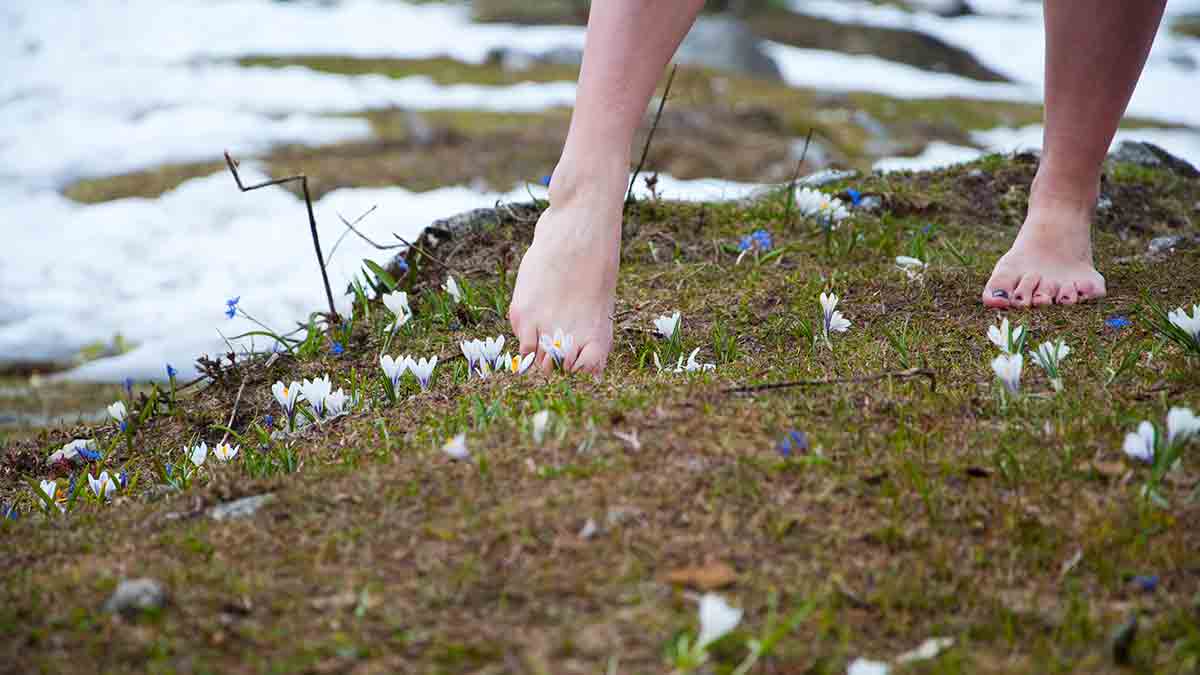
(991, 289, 1009, 299)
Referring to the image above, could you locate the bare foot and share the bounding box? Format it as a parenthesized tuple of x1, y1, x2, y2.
(508, 164, 625, 374)
(982, 191, 1107, 309)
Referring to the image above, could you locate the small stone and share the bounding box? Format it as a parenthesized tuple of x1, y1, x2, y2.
(858, 195, 884, 212)
(605, 506, 641, 528)
(103, 578, 166, 616)
(1149, 234, 1200, 254)
(1096, 195, 1113, 213)
(208, 493, 275, 521)
(799, 168, 860, 188)
(967, 168, 986, 179)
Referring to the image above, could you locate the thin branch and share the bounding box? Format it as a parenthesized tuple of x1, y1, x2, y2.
(626, 65, 677, 205)
(391, 233, 452, 270)
(722, 367, 937, 395)
(224, 151, 339, 320)
(784, 128, 814, 222)
(219, 376, 248, 445)
(327, 205, 396, 265)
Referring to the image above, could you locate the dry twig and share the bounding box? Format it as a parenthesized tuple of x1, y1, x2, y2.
(626, 65, 677, 205)
(723, 367, 937, 395)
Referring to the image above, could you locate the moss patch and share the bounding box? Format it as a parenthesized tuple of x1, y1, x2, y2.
(4, 153, 1200, 673)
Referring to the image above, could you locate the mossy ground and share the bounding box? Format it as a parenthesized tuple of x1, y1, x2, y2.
(4, 153, 1199, 673)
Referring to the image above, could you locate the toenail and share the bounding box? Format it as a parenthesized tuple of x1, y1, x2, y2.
(1014, 294, 1023, 301)
(991, 289, 1009, 299)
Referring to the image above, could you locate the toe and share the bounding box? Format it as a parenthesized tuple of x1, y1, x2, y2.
(982, 271, 1020, 309)
(1058, 284, 1079, 305)
(510, 308, 539, 359)
(1074, 277, 1106, 302)
(573, 342, 609, 375)
(1012, 274, 1041, 308)
(1031, 279, 1060, 307)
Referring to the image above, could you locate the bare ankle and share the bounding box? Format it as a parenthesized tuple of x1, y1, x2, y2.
(548, 150, 629, 207)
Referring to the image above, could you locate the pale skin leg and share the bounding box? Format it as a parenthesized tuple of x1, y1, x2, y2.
(983, 0, 1167, 308)
(508, 0, 705, 374)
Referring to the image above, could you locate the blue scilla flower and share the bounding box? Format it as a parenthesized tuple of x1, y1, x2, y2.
(776, 430, 809, 458)
(123, 377, 133, 396)
(67, 474, 76, 496)
(166, 363, 177, 379)
(539, 175, 552, 187)
(119, 420, 128, 433)
(2, 502, 18, 521)
(846, 188, 862, 206)
(395, 256, 410, 274)
(164, 462, 174, 479)
(264, 414, 275, 429)
(225, 296, 240, 319)
(77, 445, 102, 462)
(1106, 315, 1132, 329)
(752, 229, 773, 251)
(331, 341, 345, 356)
(1133, 575, 1158, 593)
(118, 471, 128, 489)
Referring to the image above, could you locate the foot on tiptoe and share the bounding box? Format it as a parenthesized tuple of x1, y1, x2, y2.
(508, 164, 624, 375)
(982, 194, 1107, 309)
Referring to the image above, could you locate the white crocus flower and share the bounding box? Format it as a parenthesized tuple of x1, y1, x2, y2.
(1168, 304, 1200, 346)
(794, 187, 825, 216)
(1123, 420, 1157, 463)
(695, 593, 743, 652)
(481, 336, 506, 370)
(682, 348, 716, 372)
(991, 353, 1023, 394)
(539, 328, 573, 369)
(380, 355, 408, 393)
(987, 317, 1026, 354)
(1166, 407, 1200, 445)
(895, 256, 926, 281)
(271, 380, 303, 422)
(502, 351, 536, 375)
(213, 442, 239, 462)
(443, 275, 462, 303)
(531, 410, 551, 445)
(107, 401, 127, 424)
(819, 292, 851, 341)
(1030, 340, 1070, 392)
(817, 195, 850, 226)
(189, 441, 208, 467)
(443, 433, 469, 461)
(409, 356, 438, 391)
(300, 375, 333, 417)
(39, 479, 58, 506)
(383, 291, 412, 333)
(325, 388, 348, 418)
(460, 339, 484, 376)
(653, 311, 681, 340)
(88, 471, 118, 500)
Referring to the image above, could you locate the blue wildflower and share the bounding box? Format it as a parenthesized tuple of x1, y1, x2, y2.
(1106, 315, 1132, 329)
(739, 229, 773, 253)
(67, 474, 76, 497)
(225, 296, 240, 319)
(776, 430, 809, 458)
(165, 462, 173, 479)
(2, 502, 18, 521)
(331, 341, 345, 356)
(1133, 575, 1158, 593)
(539, 175, 552, 187)
(922, 223, 933, 235)
(122, 377, 133, 396)
(118, 471, 128, 489)
(166, 364, 177, 379)
(396, 257, 410, 274)
(264, 414, 275, 429)
(77, 445, 102, 462)
(119, 420, 128, 433)
(846, 188, 862, 206)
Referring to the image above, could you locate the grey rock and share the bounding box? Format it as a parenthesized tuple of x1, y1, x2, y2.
(1109, 141, 1200, 177)
(676, 16, 782, 81)
(799, 168, 860, 187)
(1096, 195, 1113, 213)
(103, 578, 166, 616)
(966, 168, 986, 179)
(208, 493, 276, 521)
